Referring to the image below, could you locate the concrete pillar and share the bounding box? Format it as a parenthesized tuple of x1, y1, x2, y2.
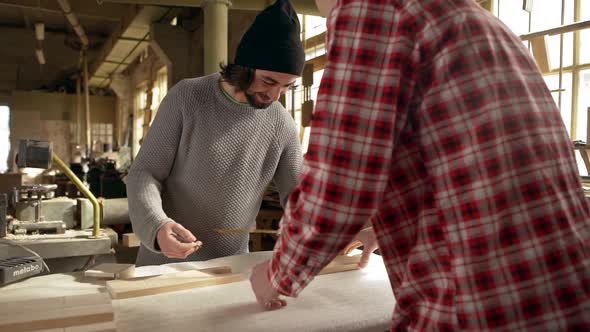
(203, 0, 230, 75)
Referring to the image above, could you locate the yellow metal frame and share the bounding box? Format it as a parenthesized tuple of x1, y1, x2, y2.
(51, 153, 101, 238)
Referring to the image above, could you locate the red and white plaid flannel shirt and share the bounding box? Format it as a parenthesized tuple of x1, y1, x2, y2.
(269, 0, 590, 330)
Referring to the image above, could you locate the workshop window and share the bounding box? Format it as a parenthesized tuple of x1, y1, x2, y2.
(575, 69, 590, 146)
(132, 83, 148, 158)
(497, 0, 531, 35)
(91, 123, 114, 153)
(0, 106, 9, 173)
(544, 73, 574, 133)
(285, 15, 327, 154)
(581, 2, 590, 61)
(150, 67, 168, 123)
(497, 0, 590, 175)
(300, 14, 327, 61)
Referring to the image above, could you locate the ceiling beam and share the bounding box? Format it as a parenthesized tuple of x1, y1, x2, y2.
(88, 5, 142, 78)
(0, 0, 126, 21)
(100, 0, 320, 15)
(0, 24, 107, 41)
(88, 5, 170, 86)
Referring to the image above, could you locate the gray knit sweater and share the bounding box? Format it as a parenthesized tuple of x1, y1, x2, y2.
(127, 73, 302, 266)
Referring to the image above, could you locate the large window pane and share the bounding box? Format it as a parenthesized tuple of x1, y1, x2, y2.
(575, 70, 590, 174)
(581, 0, 590, 65)
(544, 73, 573, 134)
(547, 32, 575, 69)
(583, 0, 590, 20)
(0, 106, 9, 173)
(303, 16, 326, 40)
(498, 0, 530, 35)
(581, 29, 590, 65)
(302, 15, 327, 60)
(577, 70, 590, 140)
(530, 0, 574, 31)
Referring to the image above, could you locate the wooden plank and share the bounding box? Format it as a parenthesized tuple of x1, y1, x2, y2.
(530, 36, 551, 73)
(306, 54, 326, 71)
(106, 269, 246, 299)
(0, 294, 113, 332)
(319, 254, 362, 275)
(122, 233, 140, 247)
(84, 263, 135, 279)
(520, 19, 590, 40)
(580, 149, 590, 174)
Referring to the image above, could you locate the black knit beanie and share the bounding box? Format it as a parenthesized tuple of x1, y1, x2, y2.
(234, 0, 305, 76)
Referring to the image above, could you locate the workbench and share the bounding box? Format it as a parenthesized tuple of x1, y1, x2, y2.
(0, 251, 396, 331)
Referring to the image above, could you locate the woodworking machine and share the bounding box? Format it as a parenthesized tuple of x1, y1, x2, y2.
(5, 140, 98, 236)
(0, 140, 127, 273)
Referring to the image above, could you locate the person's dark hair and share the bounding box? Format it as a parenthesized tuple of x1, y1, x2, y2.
(219, 63, 255, 92)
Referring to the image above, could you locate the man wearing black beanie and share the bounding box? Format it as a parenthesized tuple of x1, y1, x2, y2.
(127, 0, 304, 267)
(221, 0, 305, 109)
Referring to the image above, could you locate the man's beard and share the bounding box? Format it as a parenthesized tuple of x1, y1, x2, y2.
(245, 91, 272, 109)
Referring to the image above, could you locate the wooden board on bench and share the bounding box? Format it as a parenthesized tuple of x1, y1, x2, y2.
(106, 266, 244, 299)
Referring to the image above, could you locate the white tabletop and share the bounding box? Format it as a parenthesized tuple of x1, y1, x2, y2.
(0, 251, 396, 332)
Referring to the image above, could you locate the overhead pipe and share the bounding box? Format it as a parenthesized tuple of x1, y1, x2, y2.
(56, 0, 92, 153)
(34, 22, 45, 65)
(83, 53, 92, 155)
(56, 0, 89, 49)
(76, 75, 82, 145)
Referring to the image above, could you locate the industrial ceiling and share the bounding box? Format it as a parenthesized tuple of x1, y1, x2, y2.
(0, 0, 318, 94)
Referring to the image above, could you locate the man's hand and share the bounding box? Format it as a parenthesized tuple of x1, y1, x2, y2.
(250, 260, 287, 311)
(156, 222, 202, 259)
(342, 227, 379, 268)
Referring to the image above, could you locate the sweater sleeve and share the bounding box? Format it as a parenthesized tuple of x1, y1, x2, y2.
(126, 80, 186, 252)
(273, 116, 303, 209)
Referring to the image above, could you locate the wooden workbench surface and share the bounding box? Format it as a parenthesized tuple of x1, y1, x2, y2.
(0, 251, 396, 332)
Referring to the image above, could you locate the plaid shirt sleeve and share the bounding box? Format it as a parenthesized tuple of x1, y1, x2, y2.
(268, 1, 416, 296)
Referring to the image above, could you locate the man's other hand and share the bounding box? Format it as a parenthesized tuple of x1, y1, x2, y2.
(250, 260, 287, 311)
(342, 227, 379, 268)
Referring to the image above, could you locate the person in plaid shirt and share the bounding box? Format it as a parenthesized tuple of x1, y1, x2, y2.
(250, 0, 590, 330)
